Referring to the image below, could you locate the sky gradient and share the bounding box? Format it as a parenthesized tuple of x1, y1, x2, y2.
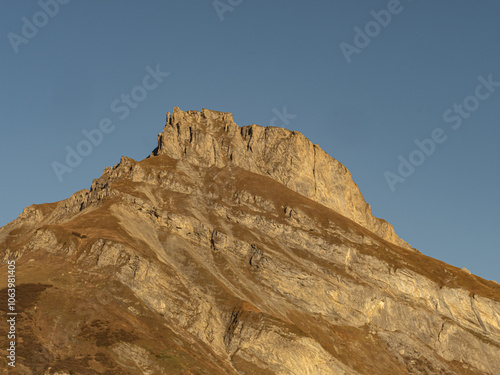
(1, 0, 499, 282)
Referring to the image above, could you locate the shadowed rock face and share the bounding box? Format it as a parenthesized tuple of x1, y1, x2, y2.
(1, 108, 500, 374)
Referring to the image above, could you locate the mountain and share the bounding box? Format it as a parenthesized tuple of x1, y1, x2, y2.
(1, 107, 500, 375)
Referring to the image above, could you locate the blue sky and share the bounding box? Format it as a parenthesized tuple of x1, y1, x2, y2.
(1, 0, 499, 282)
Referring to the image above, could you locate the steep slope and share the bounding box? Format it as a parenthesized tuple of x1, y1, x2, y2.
(1, 108, 500, 374)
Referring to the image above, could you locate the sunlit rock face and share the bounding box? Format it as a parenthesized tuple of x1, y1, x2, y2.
(1, 108, 499, 374)
(156, 107, 410, 249)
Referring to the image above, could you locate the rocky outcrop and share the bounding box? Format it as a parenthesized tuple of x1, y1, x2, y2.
(155, 107, 410, 249)
(1, 107, 499, 374)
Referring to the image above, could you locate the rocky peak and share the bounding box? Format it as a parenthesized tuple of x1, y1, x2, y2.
(155, 107, 410, 249)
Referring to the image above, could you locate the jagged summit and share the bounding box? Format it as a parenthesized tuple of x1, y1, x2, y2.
(154, 107, 410, 248)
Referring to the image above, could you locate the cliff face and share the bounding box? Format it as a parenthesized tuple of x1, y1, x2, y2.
(1, 108, 500, 374)
(156, 107, 410, 249)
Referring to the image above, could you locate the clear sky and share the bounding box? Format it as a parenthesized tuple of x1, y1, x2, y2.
(1, 1, 499, 282)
